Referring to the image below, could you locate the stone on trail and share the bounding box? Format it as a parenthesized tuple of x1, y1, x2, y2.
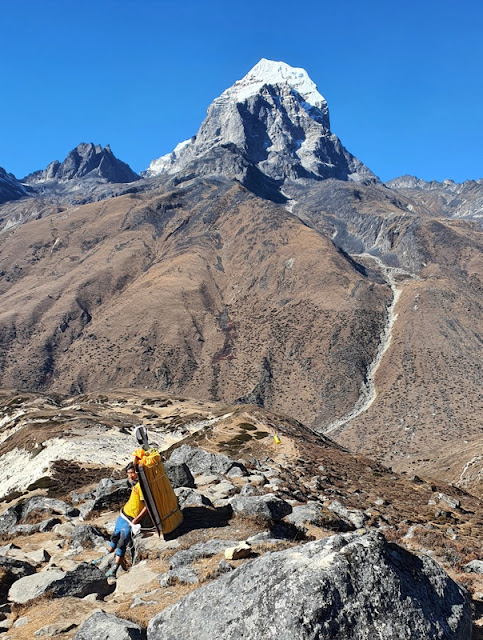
(34, 620, 77, 636)
(73, 611, 146, 640)
(147, 531, 471, 640)
(8, 569, 66, 605)
(230, 493, 292, 523)
(8, 564, 111, 604)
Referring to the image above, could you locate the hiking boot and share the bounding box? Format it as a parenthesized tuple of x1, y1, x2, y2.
(105, 565, 119, 579)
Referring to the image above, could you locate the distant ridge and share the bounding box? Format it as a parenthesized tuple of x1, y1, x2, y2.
(23, 142, 140, 184)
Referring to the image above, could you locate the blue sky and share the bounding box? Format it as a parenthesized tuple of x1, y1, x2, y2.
(1, 0, 482, 182)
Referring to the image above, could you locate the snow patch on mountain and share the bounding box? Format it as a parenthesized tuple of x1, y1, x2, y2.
(215, 58, 327, 111)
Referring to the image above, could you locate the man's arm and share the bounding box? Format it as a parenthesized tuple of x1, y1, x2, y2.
(131, 505, 148, 525)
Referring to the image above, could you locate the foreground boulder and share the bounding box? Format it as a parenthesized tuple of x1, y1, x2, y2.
(73, 611, 146, 639)
(230, 493, 292, 523)
(0, 556, 36, 601)
(9, 564, 111, 604)
(147, 532, 471, 640)
(169, 445, 246, 476)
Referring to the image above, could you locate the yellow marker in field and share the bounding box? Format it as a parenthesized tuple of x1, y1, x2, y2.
(273, 435, 281, 445)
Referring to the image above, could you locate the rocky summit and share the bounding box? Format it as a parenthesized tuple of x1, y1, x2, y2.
(0, 56, 482, 638)
(23, 143, 140, 185)
(146, 59, 377, 197)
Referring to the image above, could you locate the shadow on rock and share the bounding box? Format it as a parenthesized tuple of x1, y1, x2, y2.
(164, 506, 232, 539)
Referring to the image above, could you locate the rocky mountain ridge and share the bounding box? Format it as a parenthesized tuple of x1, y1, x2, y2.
(0, 168, 30, 206)
(23, 143, 140, 185)
(0, 388, 481, 638)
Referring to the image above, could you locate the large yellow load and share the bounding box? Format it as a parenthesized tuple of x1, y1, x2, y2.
(133, 448, 183, 536)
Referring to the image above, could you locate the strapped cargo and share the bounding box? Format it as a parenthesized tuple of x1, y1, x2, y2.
(133, 448, 183, 536)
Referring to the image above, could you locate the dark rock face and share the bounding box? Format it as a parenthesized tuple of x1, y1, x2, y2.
(147, 532, 471, 640)
(0, 167, 29, 204)
(24, 143, 139, 184)
(49, 563, 112, 598)
(163, 461, 195, 489)
(73, 611, 146, 640)
(0, 557, 36, 601)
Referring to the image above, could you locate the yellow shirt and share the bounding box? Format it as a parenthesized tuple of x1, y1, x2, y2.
(123, 482, 144, 519)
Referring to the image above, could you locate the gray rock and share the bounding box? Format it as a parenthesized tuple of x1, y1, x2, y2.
(94, 478, 128, 500)
(73, 611, 146, 640)
(230, 493, 292, 523)
(174, 487, 213, 509)
(78, 500, 96, 519)
(13, 616, 29, 628)
(428, 493, 461, 510)
(91, 479, 131, 512)
(0, 504, 22, 535)
(285, 502, 349, 532)
(23, 496, 79, 519)
(164, 461, 195, 489)
(70, 491, 94, 505)
(463, 560, 483, 574)
(147, 532, 471, 640)
(327, 500, 368, 529)
(49, 563, 112, 599)
(9, 564, 111, 604)
(15, 517, 62, 535)
(169, 445, 246, 477)
(239, 484, 263, 497)
(159, 573, 175, 588)
(146, 60, 377, 192)
(169, 540, 240, 570)
(70, 524, 107, 549)
(0, 557, 36, 600)
(205, 480, 237, 503)
(35, 621, 77, 636)
(169, 567, 199, 585)
(25, 143, 140, 185)
(26, 549, 51, 564)
(8, 569, 66, 604)
(194, 473, 221, 486)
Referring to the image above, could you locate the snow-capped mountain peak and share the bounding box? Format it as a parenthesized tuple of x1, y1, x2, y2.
(217, 58, 327, 111)
(145, 58, 377, 188)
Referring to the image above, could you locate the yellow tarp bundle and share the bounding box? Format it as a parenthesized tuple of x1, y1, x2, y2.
(133, 448, 183, 535)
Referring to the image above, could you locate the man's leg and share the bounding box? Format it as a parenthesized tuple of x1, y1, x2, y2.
(106, 519, 131, 577)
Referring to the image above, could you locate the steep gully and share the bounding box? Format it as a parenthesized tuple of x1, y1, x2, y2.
(282, 192, 417, 436)
(323, 254, 417, 435)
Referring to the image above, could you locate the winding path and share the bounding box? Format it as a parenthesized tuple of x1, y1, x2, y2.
(323, 254, 416, 436)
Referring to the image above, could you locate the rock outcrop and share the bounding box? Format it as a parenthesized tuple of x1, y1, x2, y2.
(0, 167, 29, 204)
(24, 143, 140, 184)
(73, 611, 146, 640)
(147, 531, 471, 640)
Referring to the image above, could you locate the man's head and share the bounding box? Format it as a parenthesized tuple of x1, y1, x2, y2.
(126, 462, 138, 484)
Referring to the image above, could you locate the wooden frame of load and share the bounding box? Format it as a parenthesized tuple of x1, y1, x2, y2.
(135, 454, 183, 536)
